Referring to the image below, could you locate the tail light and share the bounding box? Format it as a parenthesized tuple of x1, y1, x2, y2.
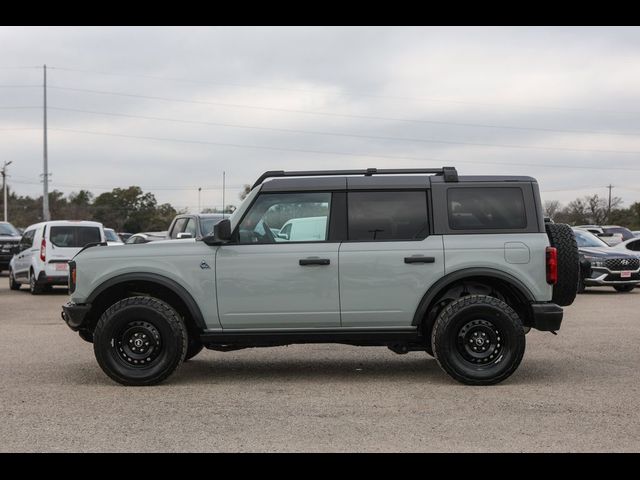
(546, 247, 558, 285)
(68, 261, 76, 293)
(40, 238, 46, 262)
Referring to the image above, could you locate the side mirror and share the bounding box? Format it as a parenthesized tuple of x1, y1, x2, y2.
(176, 232, 193, 239)
(203, 219, 231, 246)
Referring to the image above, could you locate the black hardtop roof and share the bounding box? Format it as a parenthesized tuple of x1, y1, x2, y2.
(256, 167, 536, 192)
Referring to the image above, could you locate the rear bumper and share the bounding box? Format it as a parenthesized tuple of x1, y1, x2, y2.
(530, 303, 563, 332)
(61, 302, 91, 331)
(37, 271, 68, 286)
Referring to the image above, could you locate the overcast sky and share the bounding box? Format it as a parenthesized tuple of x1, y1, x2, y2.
(1, 26, 639, 212)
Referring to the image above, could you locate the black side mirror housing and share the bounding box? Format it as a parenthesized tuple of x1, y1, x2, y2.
(203, 219, 232, 246)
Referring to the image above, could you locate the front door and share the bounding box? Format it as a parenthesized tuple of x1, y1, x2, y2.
(216, 191, 340, 329)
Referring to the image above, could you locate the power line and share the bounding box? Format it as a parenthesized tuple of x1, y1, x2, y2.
(47, 127, 640, 172)
(47, 106, 640, 140)
(47, 86, 640, 140)
(47, 65, 640, 116)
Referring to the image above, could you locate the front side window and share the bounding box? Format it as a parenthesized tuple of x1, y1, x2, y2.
(49, 226, 101, 248)
(238, 192, 331, 244)
(626, 239, 640, 252)
(20, 230, 35, 251)
(448, 188, 527, 230)
(184, 218, 197, 237)
(347, 191, 428, 241)
(170, 218, 187, 239)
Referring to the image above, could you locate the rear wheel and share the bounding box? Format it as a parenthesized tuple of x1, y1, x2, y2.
(29, 270, 43, 295)
(545, 223, 580, 306)
(614, 285, 635, 293)
(93, 296, 188, 386)
(9, 268, 21, 290)
(432, 295, 525, 385)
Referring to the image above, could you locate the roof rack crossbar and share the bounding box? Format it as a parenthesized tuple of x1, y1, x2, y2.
(252, 166, 458, 189)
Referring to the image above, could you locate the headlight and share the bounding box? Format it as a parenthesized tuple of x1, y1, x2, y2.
(584, 255, 605, 268)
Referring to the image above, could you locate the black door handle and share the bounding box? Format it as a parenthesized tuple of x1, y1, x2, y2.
(299, 258, 330, 266)
(404, 256, 435, 264)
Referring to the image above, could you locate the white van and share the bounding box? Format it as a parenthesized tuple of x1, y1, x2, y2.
(277, 216, 328, 242)
(9, 220, 105, 294)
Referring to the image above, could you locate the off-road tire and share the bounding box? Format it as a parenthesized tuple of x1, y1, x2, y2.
(9, 268, 21, 290)
(29, 270, 43, 295)
(545, 223, 579, 306)
(432, 295, 526, 385)
(614, 285, 635, 293)
(184, 336, 204, 361)
(93, 296, 188, 386)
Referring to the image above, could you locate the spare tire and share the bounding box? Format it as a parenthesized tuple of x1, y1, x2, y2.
(545, 223, 579, 306)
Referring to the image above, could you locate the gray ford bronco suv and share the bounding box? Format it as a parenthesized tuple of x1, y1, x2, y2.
(62, 167, 579, 386)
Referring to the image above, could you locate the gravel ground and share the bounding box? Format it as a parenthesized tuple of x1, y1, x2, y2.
(1, 273, 639, 452)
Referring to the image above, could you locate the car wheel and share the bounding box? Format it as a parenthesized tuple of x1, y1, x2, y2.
(9, 268, 21, 290)
(93, 296, 188, 386)
(432, 295, 525, 386)
(29, 270, 43, 295)
(614, 285, 635, 293)
(184, 336, 204, 361)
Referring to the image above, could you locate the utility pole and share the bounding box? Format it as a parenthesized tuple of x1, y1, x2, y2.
(222, 171, 226, 217)
(42, 64, 50, 221)
(1, 160, 12, 222)
(607, 184, 613, 223)
(198, 187, 202, 213)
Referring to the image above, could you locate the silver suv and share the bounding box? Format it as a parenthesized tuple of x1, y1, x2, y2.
(62, 167, 579, 386)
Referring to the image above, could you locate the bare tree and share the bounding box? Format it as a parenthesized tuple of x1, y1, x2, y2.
(543, 200, 562, 220)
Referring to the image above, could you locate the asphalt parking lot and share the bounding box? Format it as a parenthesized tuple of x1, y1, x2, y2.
(1, 274, 639, 452)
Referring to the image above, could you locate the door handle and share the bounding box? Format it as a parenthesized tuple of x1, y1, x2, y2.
(404, 256, 435, 264)
(299, 258, 330, 266)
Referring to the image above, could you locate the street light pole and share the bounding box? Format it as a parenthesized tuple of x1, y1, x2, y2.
(42, 64, 50, 221)
(1, 160, 12, 222)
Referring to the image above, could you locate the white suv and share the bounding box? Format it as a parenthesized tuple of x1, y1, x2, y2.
(9, 220, 105, 294)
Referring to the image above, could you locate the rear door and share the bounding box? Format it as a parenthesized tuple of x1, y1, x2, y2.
(338, 189, 444, 327)
(47, 225, 102, 273)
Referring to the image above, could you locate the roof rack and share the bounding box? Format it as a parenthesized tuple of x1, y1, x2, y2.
(251, 167, 458, 189)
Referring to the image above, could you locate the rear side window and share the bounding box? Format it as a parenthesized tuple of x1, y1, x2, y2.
(348, 191, 428, 241)
(49, 226, 101, 248)
(448, 188, 527, 230)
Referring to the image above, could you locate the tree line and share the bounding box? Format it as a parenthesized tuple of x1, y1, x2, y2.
(1, 187, 178, 233)
(544, 194, 640, 229)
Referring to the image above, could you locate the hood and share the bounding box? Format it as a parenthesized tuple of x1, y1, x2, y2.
(0, 235, 21, 243)
(579, 246, 637, 259)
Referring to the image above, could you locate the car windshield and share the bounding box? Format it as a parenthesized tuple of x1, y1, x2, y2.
(104, 229, 121, 242)
(0, 223, 19, 236)
(574, 229, 609, 248)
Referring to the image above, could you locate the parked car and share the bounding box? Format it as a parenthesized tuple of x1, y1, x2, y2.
(104, 228, 124, 246)
(575, 225, 624, 246)
(63, 166, 580, 386)
(0, 222, 22, 273)
(9, 220, 105, 294)
(612, 237, 640, 257)
(276, 216, 327, 241)
(601, 225, 635, 242)
(118, 232, 133, 243)
(166, 213, 226, 240)
(124, 232, 168, 244)
(573, 228, 640, 293)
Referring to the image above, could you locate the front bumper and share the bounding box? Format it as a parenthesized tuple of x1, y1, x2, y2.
(530, 303, 563, 332)
(61, 302, 91, 331)
(584, 267, 640, 286)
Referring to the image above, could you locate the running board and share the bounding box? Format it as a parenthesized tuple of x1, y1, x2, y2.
(199, 328, 422, 349)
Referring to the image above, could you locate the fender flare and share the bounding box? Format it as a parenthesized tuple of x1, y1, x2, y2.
(87, 272, 207, 330)
(411, 267, 536, 326)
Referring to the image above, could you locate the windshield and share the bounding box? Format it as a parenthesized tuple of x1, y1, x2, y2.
(200, 216, 224, 236)
(104, 229, 122, 242)
(574, 229, 609, 248)
(0, 223, 19, 236)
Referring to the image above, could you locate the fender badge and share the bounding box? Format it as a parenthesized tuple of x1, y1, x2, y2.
(200, 261, 211, 269)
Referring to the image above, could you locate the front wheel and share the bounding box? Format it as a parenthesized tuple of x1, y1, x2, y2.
(9, 268, 21, 290)
(93, 296, 188, 386)
(431, 295, 525, 385)
(614, 285, 635, 293)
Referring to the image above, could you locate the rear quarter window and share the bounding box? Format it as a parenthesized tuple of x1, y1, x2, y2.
(448, 187, 527, 230)
(49, 226, 101, 248)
